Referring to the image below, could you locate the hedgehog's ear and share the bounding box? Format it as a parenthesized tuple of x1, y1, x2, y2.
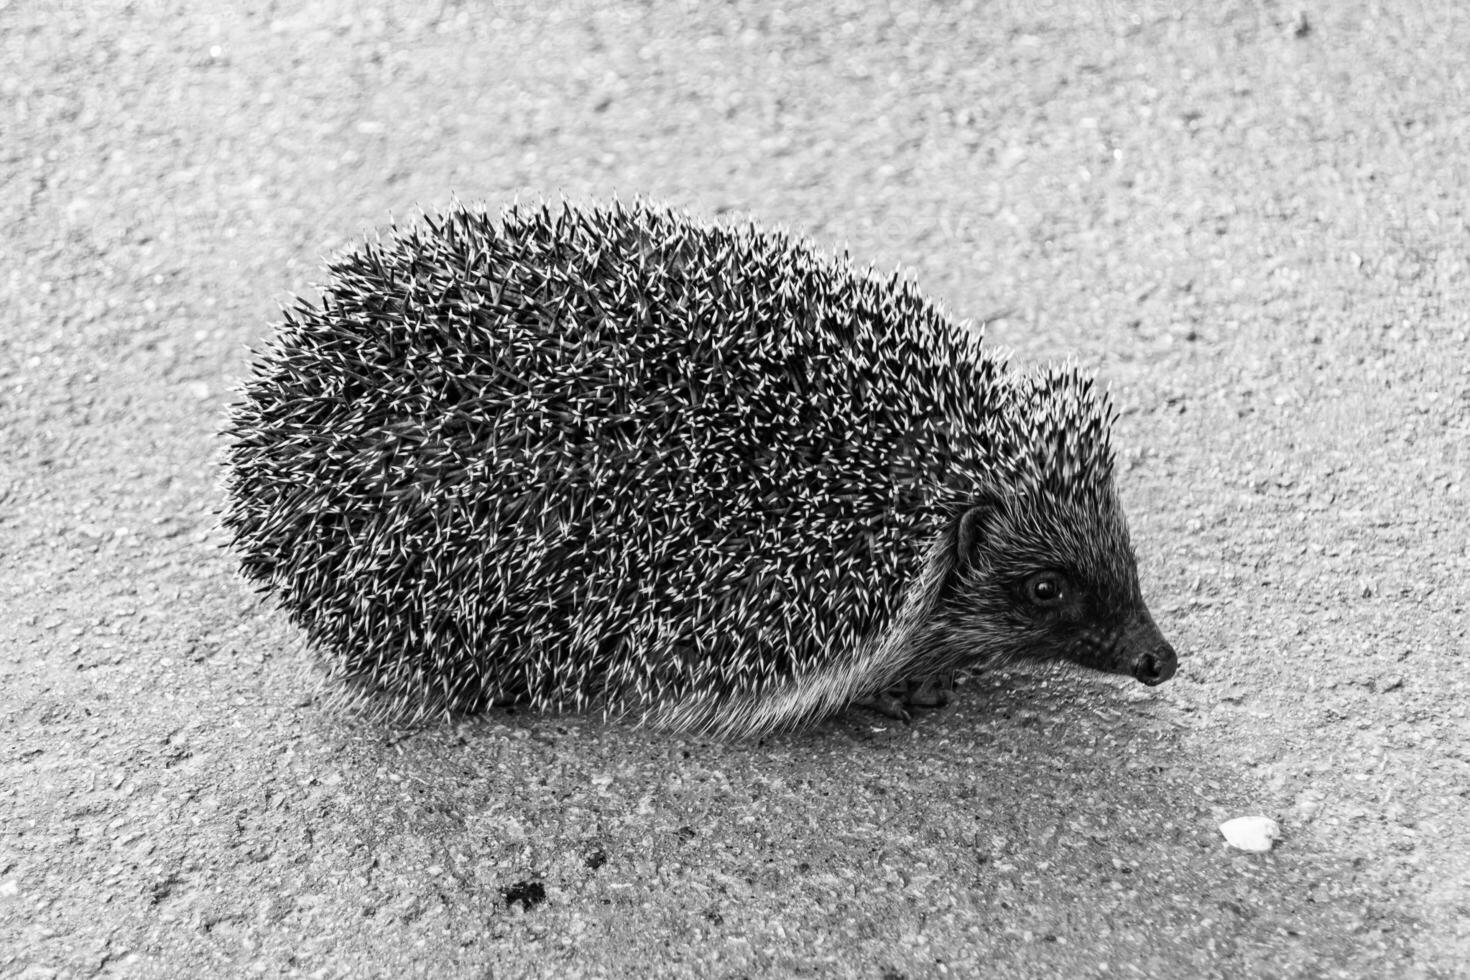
(954, 492, 1004, 570)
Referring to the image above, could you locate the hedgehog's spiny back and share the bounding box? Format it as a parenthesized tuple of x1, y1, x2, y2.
(223, 201, 1016, 723)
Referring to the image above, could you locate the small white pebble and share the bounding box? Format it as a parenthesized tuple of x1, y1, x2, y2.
(1219, 816, 1280, 852)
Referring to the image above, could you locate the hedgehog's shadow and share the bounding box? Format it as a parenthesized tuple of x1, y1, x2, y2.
(316, 663, 1163, 750)
(766, 664, 1176, 747)
(316, 660, 1178, 760)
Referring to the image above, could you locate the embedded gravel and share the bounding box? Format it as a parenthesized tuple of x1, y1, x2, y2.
(2, 1, 1467, 977)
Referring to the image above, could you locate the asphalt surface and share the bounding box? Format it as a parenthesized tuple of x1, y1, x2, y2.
(2, 1, 1467, 977)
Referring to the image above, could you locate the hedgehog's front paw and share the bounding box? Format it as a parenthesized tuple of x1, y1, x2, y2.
(853, 690, 915, 724)
(853, 674, 954, 724)
(904, 673, 953, 708)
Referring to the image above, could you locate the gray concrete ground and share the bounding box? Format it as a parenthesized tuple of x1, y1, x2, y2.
(2, 1, 1467, 976)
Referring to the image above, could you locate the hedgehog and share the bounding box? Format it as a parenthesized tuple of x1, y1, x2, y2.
(222, 200, 1177, 737)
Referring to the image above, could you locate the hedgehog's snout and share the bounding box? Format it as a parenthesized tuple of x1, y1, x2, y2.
(1122, 612, 1177, 686)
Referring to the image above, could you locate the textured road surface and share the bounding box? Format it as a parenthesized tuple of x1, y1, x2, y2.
(3, 1, 1467, 977)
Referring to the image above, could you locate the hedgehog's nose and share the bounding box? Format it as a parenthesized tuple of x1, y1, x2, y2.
(1131, 644, 1177, 686)
(1123, 612, 1178, 686)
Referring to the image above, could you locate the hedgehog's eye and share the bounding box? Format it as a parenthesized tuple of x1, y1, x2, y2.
(1023, 571, 1067, 606)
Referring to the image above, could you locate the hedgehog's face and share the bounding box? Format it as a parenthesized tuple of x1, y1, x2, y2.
(938, 492, 1177, 686)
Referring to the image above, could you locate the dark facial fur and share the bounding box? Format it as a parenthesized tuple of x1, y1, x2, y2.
(921, 487, 1177, 686)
